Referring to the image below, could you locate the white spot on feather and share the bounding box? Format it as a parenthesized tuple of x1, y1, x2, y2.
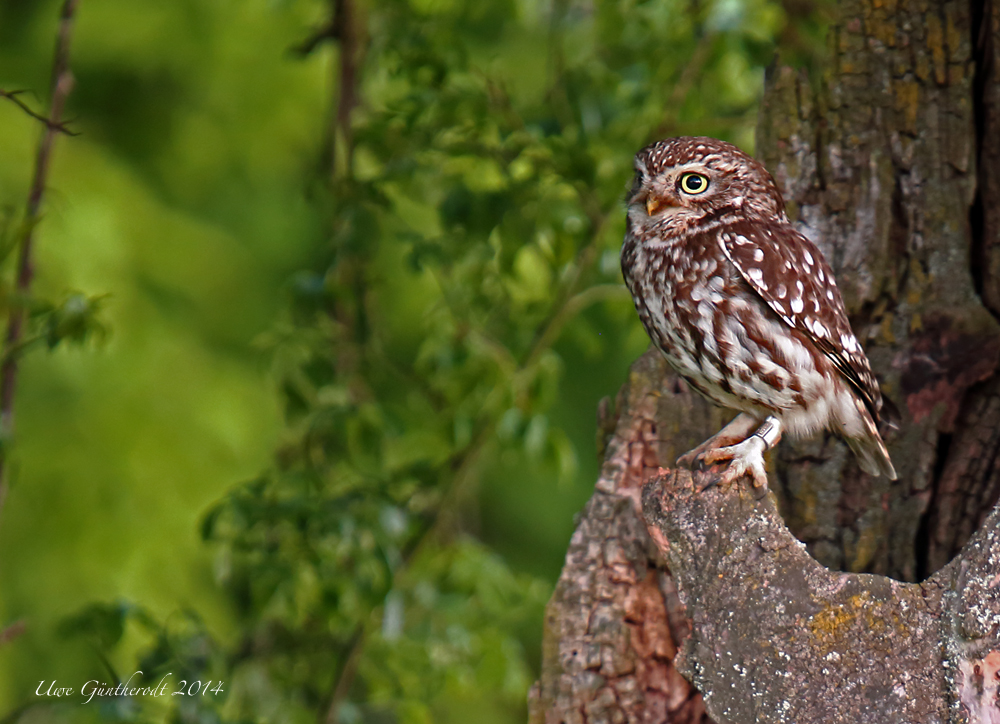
(791, 297, 804, 314)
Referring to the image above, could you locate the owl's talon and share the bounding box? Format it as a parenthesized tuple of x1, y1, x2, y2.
(676, 449, 697, 468)
(679, 444, 729, 469)
(702, 436, 769, 490)
(677, 447, 709, 469)
(677, 413, 760, 470)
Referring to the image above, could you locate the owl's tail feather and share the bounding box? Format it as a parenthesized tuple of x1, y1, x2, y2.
(877, 395, 901, 436)
(847, 399, 898, 480)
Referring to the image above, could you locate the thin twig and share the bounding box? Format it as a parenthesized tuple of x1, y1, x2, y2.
(0, 90, 79, 136)
(321, 628, 364, 724)
(304, 0, 364, 180)
(332, 0, 360, 179)
(0, 333, 48, 364)
(0, 0, 80, 526)
(292, 23, 337, 57)
(523, 195, 612, 372)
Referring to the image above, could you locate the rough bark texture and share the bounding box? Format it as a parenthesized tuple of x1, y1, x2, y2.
(530, 0, 1000, 722)
(755, 0, 1000, 582)
(528, 353, 723, 724)
(640, 453, 1000, 724)
(979, 0, 1000, 319)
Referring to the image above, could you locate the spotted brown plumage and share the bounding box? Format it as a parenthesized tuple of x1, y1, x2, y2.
(620, 136, 897, 487)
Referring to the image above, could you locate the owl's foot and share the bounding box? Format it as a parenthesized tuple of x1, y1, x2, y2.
(702, 436, 769, 489)
(699, 416, 783, 491)
(677, 413, 759, 469)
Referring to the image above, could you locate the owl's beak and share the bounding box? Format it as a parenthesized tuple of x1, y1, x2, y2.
(645, 195, 675, 216)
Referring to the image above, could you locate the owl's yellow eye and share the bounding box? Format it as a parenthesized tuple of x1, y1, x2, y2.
(679, 172, 709, 195)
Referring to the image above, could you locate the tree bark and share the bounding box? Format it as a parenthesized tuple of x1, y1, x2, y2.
(530, 0, 1000, 721)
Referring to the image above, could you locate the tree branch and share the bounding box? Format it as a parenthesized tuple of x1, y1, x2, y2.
(0, 0, 80, 526)
(0, 90, 78, 136)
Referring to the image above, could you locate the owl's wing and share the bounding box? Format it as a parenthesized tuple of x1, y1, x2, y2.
(718, 221, 883, 421)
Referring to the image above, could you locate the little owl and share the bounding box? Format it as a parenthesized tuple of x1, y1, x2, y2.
(621, 136, 897, 488)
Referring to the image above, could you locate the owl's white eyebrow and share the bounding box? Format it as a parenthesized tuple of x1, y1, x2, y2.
(671, 162, 711, 174)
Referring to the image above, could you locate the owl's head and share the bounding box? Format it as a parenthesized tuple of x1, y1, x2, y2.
(627, 136, 786, 233)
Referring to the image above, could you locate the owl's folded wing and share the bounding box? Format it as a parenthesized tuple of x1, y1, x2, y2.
(717, 220, 885, 424)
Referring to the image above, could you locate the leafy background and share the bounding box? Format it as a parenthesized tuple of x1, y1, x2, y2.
(0, 0, 824, 722)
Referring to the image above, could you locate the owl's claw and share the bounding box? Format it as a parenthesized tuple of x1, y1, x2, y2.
(695, 415, 782, 492)
(678, 437, 738, 469)
(677, 413, 759, 469)
(677, 443, 714, 469)
(701, 436, 769, 490)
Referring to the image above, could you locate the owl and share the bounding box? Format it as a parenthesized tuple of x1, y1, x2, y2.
(620, 136, 897, 489)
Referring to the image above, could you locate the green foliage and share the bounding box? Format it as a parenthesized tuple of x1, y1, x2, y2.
(0, 187, 110, 360)
(0, 0, 828, 722)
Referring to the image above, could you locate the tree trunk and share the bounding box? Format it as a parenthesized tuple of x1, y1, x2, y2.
(529, 0, 1000, 721)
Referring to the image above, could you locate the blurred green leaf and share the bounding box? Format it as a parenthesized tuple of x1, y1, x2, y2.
(57, 602, 130, 651)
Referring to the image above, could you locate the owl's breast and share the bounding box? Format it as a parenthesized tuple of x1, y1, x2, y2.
(623, 225, 804, 416)
(622, 228, 736, 380)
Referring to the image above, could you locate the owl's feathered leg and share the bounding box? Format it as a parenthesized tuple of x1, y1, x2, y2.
(676, 413, 760, 469)
(701, 415, 783, 490)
